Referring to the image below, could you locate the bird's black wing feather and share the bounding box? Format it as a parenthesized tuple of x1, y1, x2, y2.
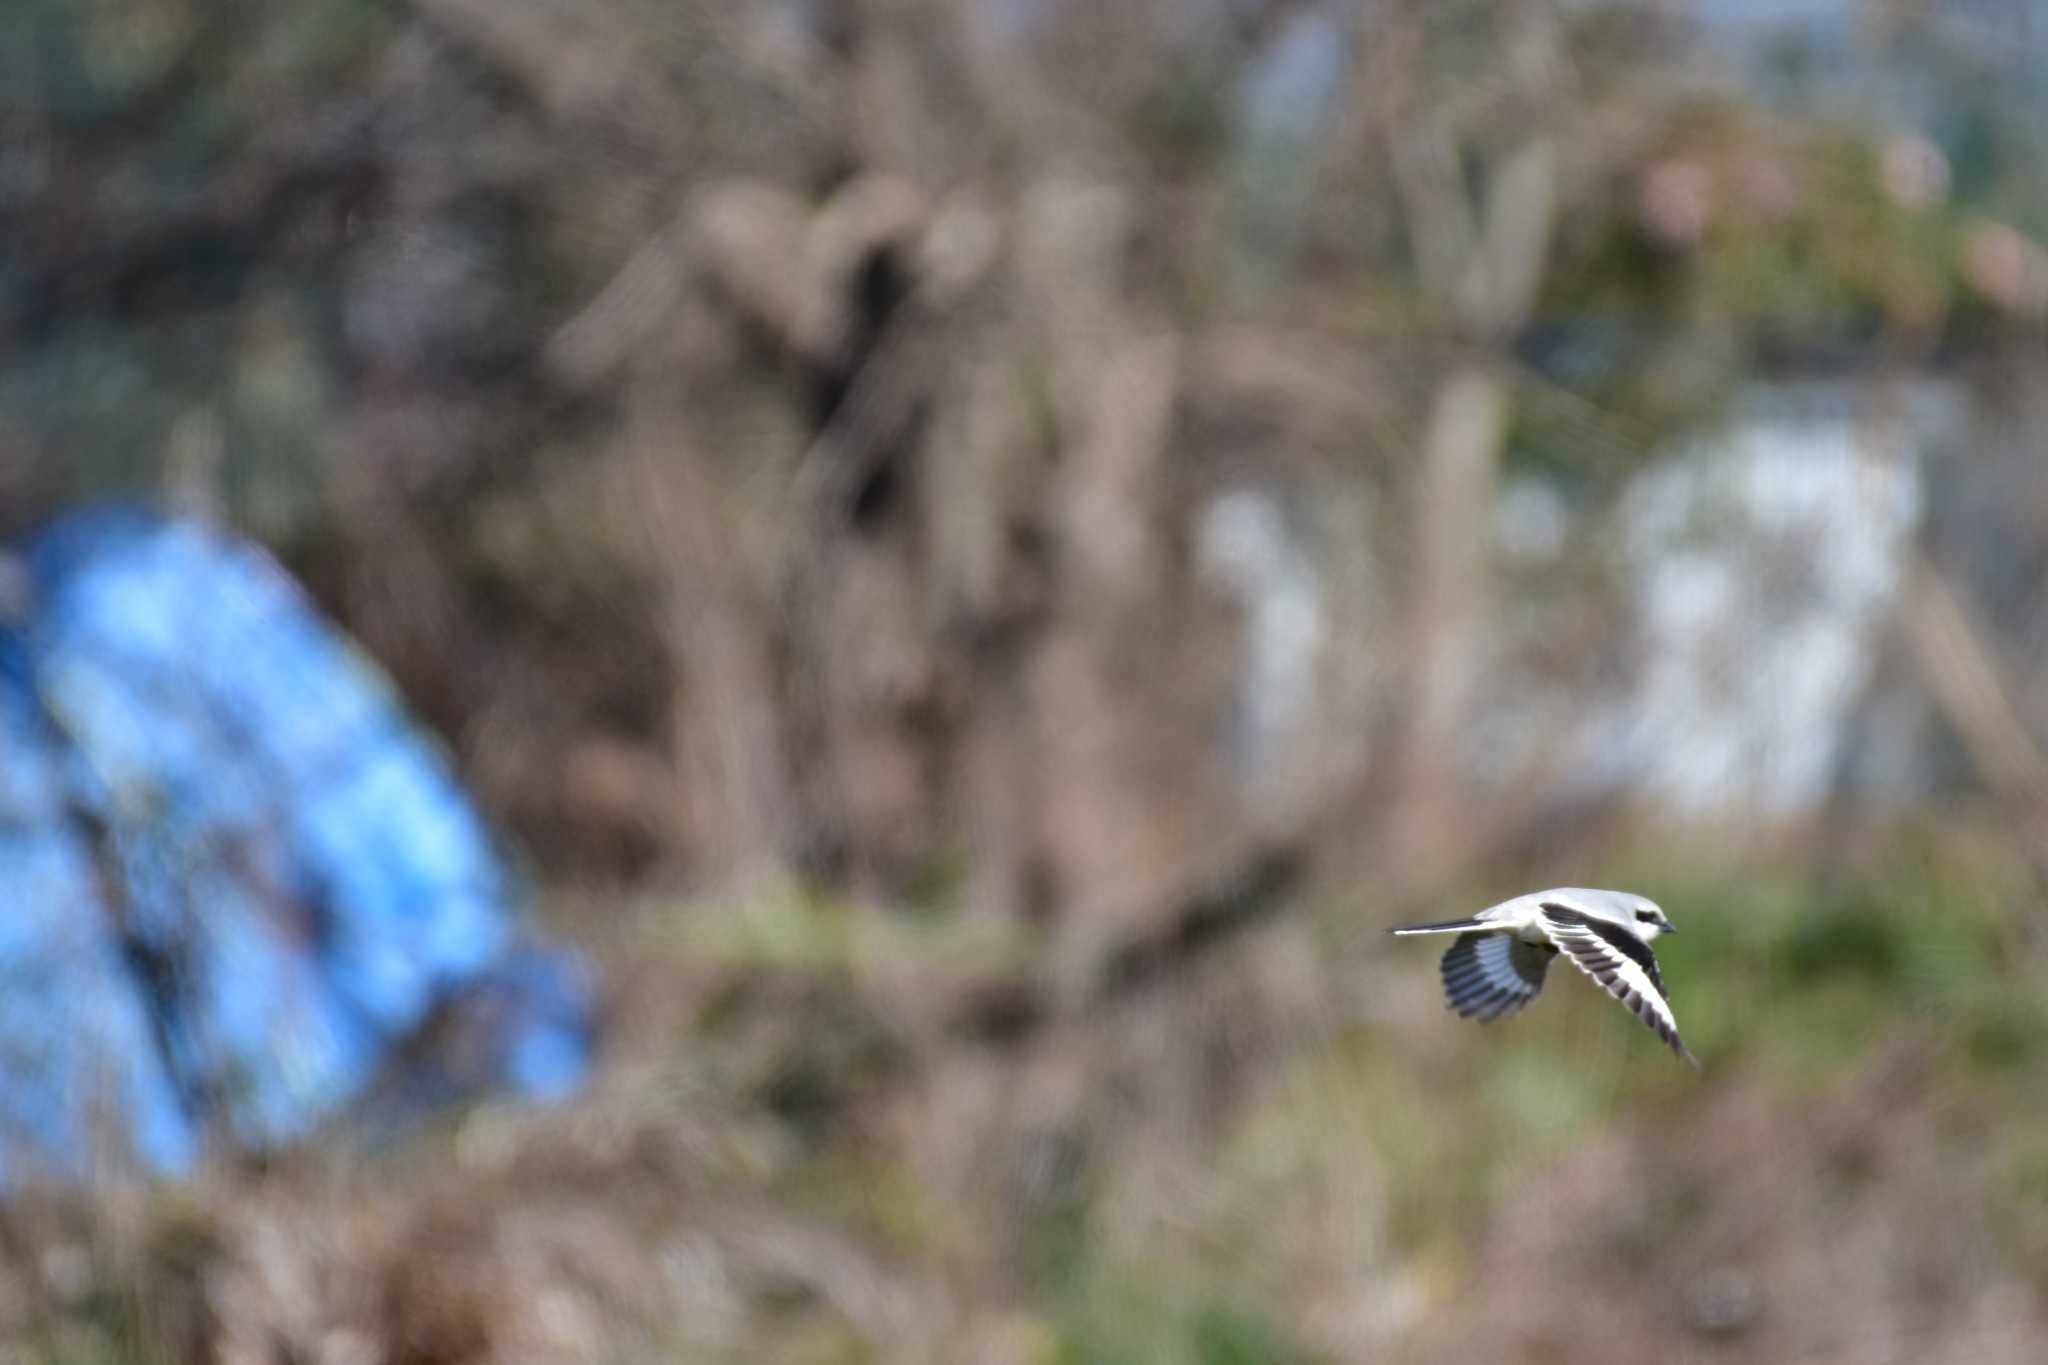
(1439, 931, 1554, 1022)
(1538, 904, 1695, 1065)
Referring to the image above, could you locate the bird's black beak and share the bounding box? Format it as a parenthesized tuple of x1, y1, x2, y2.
(1662, 923, 1678, 934)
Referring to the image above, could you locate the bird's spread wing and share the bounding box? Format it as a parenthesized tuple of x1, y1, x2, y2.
(1440, 931, 1554, 1022)
(1539, 904, 1696, 1065)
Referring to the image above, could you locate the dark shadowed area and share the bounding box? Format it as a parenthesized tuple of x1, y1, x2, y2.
(5, 0, 2048, 1361)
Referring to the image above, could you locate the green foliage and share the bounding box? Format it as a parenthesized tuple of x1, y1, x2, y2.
(1525, 93, 1999, 479)
(673, 878, 1042, 985)
(1050, 1270, 1325, 1365)
(1579, 824, 2027, 1080)
(1189, 1306, 1322, 1365)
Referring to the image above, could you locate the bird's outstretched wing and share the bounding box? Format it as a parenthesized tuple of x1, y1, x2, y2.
(1440, 931, 1554, 1022)
(1539, 904, 1697, 1065)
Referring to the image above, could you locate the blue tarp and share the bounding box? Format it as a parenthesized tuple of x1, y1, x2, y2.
(0, 502, 593, 1182)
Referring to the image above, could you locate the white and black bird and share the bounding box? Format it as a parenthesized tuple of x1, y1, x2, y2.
(1390, 888, 1696, 1066)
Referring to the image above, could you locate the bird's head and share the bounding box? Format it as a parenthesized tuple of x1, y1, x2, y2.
(1630, 898, 1676, 940)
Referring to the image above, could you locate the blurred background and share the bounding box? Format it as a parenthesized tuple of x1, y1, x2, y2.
(5, 0, 2048, 1360)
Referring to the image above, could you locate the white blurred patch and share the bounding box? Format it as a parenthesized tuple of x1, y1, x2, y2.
(1196, 489, 1328, 794)
(1494, 475, 1572, 562)
(1612, 402, 1925, 816)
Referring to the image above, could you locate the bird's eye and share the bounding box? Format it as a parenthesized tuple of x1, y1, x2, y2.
(1634, 908, 1657, 923)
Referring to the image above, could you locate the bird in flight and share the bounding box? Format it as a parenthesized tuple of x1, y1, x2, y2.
(1390, 888, 1696, 1066)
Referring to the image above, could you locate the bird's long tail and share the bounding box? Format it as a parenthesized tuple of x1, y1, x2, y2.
(1387, 917, 1489, 936)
